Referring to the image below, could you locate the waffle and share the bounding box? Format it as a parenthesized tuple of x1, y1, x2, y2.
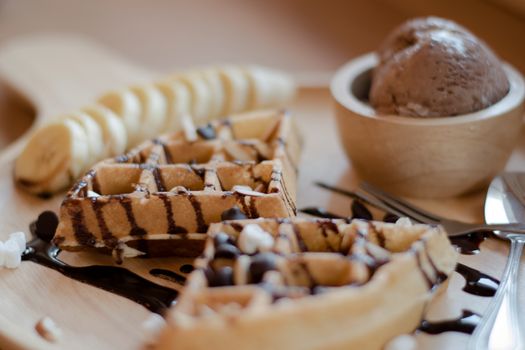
(53, 110, 301, 259)
(155, 218, 458, 350)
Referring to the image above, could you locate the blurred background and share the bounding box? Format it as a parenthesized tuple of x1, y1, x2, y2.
(1, 0, 525, 147)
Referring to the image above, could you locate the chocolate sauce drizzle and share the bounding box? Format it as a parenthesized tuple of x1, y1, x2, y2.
(450, 232, 489, 255)
(455, 263, 499, 297)
(161, 142, 174, 164)
(188, 194, 207, 232)
(150, 268, 187, 285)
(351, 200, 373, 220)
(152, 167, 166, 192)
(299, 207, 346, 219)
(91, 199, 117, 249)
(119, 199, 147, 236)
(418, 310, 481, 335)
(292, 223, 308, 252)
(68, 205, 97, 247)
(179, 264, 195, 274)
(24, 211, 178, 315)
(232, 192, 252, 218)
(369, 222, 386, 248)
(158, 193, 187, 235)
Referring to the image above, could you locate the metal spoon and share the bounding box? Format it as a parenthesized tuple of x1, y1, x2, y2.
(468, 172, 525, 350)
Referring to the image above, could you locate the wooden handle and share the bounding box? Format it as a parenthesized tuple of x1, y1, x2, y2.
(0, 35, 153, 120)
(0, 34, 155, 165)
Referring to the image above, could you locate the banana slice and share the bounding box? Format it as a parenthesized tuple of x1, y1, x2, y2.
(97, 89, 142, 146)
(200, 69, 225, 119)
(245, 65, 296, 109)
(180, 113, 197, 142)
(62, 112, 105, 168)
(170, 72, 213, 124)
(82, 105, 128, 156)
(155, 81, 191, 133)
(130, 85, 167, 139)
(14, 119, 89, 195)
(218, 66, 250, 115)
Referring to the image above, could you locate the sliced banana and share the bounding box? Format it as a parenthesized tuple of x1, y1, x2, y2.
(129, 84, 167, 139)
(245, 65, 296, 109)
(218, 65, 250, 115)
(82, 105, 128, 156)
(200, 69, 225, 118)
(14, 119, 89, 195)
(155, 81, 191, 133)
(62, 112, 105, 168)
(97, 89, 142, 146)
(170, 72, 213, 124)
(15, 64, 297, 197)
(180, 113, 197, 142)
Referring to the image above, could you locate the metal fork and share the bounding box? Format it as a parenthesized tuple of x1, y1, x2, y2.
(316, 182, 525, 237)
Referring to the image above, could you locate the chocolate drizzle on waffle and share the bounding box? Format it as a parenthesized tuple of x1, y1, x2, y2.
(160, 217, 457, 349)
(68, 205, 96, 247)
(54, 110, 301, 258)
(191, 218, 453, 299)
(91, 199, 116, 248)
(158, 193, 187, 235)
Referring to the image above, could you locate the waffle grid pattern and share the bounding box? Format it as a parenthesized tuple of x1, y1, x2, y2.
(157, 218, 458, 349)
(54, 110, 301, 258)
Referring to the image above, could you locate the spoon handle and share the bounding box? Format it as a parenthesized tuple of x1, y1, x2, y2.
(468, 237, 525, 350)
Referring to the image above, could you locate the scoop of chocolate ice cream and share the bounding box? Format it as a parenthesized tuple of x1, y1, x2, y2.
(370, 17, 510, 117)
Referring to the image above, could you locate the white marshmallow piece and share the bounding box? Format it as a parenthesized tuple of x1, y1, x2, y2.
(9, 231, 26, 253)
(120, 244, 147, 258)
(238, 224, 275, 254)
(0, 241, 5, 267)
(395, 217, 413, 227)
(87, 190, 100, 198)
(4, 239, 21, 269)
(384, 334, 417, 350)
(35, 317, 62, 342)
(232, 185, 264, 197)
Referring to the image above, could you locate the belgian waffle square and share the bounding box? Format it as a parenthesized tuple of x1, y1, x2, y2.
(156, 218, 458, 350)
(54, 110, 301, 259)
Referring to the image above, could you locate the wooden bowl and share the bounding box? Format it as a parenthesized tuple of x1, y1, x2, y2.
(331, 53, 525, 198)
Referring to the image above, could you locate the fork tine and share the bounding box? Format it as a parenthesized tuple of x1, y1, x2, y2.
(315, 182, 410, 220)
(360, 182, 442, 223)
(353, 189, 410, 220)
(315, 182, 361, 200)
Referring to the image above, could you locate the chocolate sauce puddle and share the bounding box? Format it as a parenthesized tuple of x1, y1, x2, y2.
(450, 232, 489, 255)
(179, 264, 195, 274)
(455, 263, 499, 297)
(24, 211, 178, 315)
(418, 310, 481, 335)
(299, 207, 346, 219)
(150, 268, 187, 285)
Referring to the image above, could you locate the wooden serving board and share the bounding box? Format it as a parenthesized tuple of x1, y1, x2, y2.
(0, 35, 523, 350)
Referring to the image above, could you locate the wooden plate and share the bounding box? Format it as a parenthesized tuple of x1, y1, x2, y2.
(0, 35, 523, 350)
